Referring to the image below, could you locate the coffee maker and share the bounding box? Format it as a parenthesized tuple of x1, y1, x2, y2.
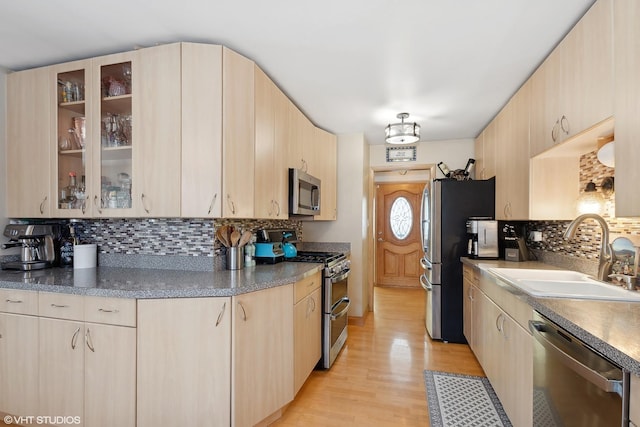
(1, 224, 57, 270)
(466, 217, 499, 259)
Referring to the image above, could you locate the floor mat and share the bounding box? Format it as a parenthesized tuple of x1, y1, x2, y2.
(424, 370, 513, 427)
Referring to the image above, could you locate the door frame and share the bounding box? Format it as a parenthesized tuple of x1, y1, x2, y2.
(367, 164, 436, 311)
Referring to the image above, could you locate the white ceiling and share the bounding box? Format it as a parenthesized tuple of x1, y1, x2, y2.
(0, 0, 595, 145)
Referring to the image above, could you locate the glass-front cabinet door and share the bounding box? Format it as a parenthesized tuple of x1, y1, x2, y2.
(92, 53, 135, 217)
(53, 60, 92, 217)
(51, 53, 137, 217)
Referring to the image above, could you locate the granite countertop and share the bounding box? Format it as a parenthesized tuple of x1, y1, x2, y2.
(462, 258, 640, 376)
(0, 262, 323, 299)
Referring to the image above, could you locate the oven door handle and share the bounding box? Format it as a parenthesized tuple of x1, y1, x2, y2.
(529, 320, 623, 396)
(420, 274, 432, 291)
(330, 297, 351, 320)
(330, 269, 350, 284)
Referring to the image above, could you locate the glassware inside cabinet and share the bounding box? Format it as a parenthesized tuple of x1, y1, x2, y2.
(100, 61, 133, 210)
(57, 69, 87, 211)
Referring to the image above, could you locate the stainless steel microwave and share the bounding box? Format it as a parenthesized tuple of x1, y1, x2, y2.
(289, 168, 321, 216)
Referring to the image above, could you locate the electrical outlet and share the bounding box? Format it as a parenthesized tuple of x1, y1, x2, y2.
(530, 231, 543, 242)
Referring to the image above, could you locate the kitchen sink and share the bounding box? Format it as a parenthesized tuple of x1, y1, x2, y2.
(488, 268, 640, 302)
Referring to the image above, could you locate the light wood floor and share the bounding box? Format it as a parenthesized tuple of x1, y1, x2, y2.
(271, 286, 485, 426)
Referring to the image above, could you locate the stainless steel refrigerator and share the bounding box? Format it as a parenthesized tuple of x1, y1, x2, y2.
(420, 177, 495, 343)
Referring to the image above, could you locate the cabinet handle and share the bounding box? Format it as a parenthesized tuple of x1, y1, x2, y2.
(215, 302, 226, 327)
(98, 308, 119, 313)
(81, 196, 87, 215)
(141, 193, 151, 214)
(467, 288, 474, 301)
(207, 194, 218, 215)
(551, 120, 559, 142)
(51, 303, 69, 309)
(93, 195, 103, 214)
(310, 296, 316, 313)
(274, 200, 281, 216)
(301, 159, 308, 173)
(39, 196, 47, 215)
(560, 115, 570, 135)
(71, 327, 81, 350)
(495, 313, 503, 332)
(85, 328, 95, 352)
(268, 200, 274, 216)
(227, 195, 236, 215)
(5, 299, 23, 304)
(237, 301, 247, 321)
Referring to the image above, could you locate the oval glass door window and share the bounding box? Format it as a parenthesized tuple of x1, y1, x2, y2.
(390, 196, 412, 240)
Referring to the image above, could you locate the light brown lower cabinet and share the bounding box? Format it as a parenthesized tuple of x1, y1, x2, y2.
(0, 313, 39, 417)
(137, 297, 231, 427)
(232, 285, 294, 427)
(464, 267, 533, 427)
(294, 272, 322, 394)
(38, 293, 136, 427)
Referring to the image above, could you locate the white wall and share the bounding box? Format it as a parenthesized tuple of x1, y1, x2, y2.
(0, 68, 8, 232)
(370, 138, 475, 179)
(304, 133, 370, 317)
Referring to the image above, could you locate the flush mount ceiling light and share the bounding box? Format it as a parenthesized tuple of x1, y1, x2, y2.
(385, 112, 420, 144)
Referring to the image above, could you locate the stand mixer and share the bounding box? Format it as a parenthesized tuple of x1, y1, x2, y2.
(1, 224, 57, 270)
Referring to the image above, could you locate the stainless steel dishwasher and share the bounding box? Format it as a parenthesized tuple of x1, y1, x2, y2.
(529, 311, 630, 426)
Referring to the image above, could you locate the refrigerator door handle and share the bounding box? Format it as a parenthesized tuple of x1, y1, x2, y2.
(420, 274, 432, 291)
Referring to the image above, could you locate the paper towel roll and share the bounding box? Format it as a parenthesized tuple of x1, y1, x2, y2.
(74, 244, 97, 269)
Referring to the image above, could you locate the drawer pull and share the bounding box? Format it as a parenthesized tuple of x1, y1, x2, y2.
(51, 304, 69, 309)
(5, 299, 23, 304)
(98, 308, 119, 314)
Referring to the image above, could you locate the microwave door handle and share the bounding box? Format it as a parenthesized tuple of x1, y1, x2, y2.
(311, 186, 320, 207)
(420, 274, 432, 291)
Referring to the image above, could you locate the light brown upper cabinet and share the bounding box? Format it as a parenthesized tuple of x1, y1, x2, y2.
(479, 120, 497, 180)
(181, 43, 223, 218)
(313, 127, 337, 221)
(529, 0, 613, 157)
(6, 67, 51, 218)
(495, 81, 530, 220)
(614, 0, 640, 217)
(222, 47, 256, 218)
(254, 66, 288, 219)
(47, 45, 181, 219)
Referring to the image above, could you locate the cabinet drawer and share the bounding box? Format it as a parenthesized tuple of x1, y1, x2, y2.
(84, 296, 136, 327)
(463, 264, 479, 285)
(294, 271, 322, 304)
(38, 292, 84, 321)
(0, 289, 38, 315)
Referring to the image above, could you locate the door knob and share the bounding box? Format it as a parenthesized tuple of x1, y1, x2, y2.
(377, 238, 384, 242)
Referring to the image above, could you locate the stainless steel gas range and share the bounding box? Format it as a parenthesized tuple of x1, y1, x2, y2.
(289, 251, 351, 369)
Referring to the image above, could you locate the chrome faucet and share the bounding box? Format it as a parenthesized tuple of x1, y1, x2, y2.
(563, 213, 613, 282)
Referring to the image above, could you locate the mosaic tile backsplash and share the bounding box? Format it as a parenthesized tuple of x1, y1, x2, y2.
(74, 218, 303, 257)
